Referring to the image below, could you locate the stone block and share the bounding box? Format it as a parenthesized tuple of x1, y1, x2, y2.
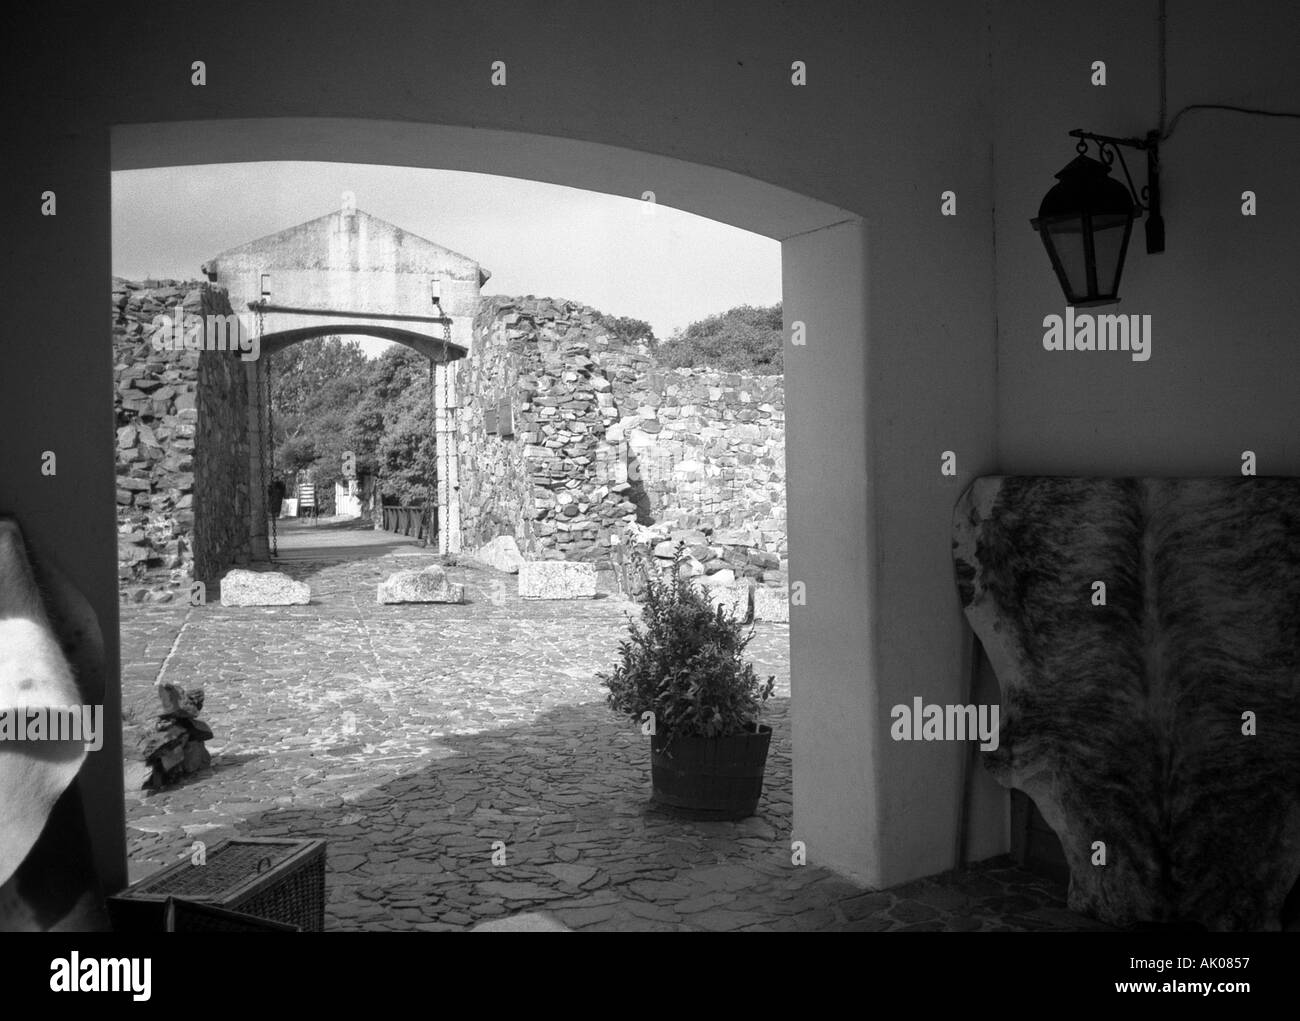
(220, 569, 310, 606)
(377, 565, 465, 604)
(653, 540, 680, 559)
(519, 561, 596, 599)
(753, 586, 790, 623)
(476, 535, 526, 574)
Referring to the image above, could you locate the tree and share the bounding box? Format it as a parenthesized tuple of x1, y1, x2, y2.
(269, 336, 373, 513)
(656, 302, 783, 373)
(267, 338, 441, 514)
(352, 346, 436, 504)
(271, 336, 370, 418)
(376, 397, 438, 506)
(597, 313, 658, 352)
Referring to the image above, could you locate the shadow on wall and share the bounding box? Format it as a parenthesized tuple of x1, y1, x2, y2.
(625, 453, 653, 526)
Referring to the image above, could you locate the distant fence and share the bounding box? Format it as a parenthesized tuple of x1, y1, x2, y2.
(381, 504, 435, 540)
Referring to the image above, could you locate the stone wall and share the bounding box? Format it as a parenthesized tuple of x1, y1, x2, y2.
(113, 279, 251, 601)
(454, 297, 542, 550)
(194, 304, 251, 586)
(607, 368, 785, 551)
(457, 295, 787, 577)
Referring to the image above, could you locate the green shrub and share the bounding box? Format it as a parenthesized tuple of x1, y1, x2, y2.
(656, 302, 783, 373)
(600, 545, 775, 740)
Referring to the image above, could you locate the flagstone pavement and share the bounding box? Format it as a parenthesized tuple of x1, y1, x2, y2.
(118, 545, 1112, 932)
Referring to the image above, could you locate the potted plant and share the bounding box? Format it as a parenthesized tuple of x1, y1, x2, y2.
(600, 544, 777, 819)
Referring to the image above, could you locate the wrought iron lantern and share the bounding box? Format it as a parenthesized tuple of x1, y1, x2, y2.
(1031, 130, 1164, 306)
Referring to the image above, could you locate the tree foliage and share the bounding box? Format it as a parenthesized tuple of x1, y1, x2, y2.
(656, 302, 783, 373)
(271, 336, 370, 418)
(363, 348, 438, 506)
(269, 338, 370, 492)
(597, 313, 658, 352)
(269, 338, 436, 510)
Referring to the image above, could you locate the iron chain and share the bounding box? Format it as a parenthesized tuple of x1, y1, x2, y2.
(267, 338, 277, 558)
(255, 303, 277, 560)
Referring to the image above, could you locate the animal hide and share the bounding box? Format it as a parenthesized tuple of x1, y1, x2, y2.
(953, 477, 1300, 930)
(0, 517, 109, 930)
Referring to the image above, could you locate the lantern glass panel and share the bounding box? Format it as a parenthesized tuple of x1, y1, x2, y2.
(1088, 212, 1132, 298)
(1043, 215, 1089, 301)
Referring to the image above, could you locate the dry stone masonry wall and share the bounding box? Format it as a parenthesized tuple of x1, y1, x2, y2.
(458, 296, 787, 589)
(113, 279, 250, 602)
(113, 285, 786, 603)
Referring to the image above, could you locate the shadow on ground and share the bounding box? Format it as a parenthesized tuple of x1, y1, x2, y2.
(126, 694, 1108, 932)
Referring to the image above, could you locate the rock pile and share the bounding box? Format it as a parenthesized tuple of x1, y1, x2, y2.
(138, 681, 213, 790)
(613, 523, 787, 594)
(612, 523, 790, 623)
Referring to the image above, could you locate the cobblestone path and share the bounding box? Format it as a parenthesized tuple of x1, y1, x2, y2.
(119, 550, 1110, 931)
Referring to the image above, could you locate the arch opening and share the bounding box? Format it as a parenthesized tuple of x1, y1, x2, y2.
(111, 117, 888, 891)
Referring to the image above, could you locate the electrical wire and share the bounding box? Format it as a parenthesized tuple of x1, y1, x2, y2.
(1156, 1, 1300, 142)
(1161, 104, 1300, 142)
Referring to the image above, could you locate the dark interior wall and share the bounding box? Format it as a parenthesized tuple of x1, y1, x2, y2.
(6, 97, 121, 888)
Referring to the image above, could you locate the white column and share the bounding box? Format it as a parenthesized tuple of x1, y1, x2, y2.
(445, 360, 461, 553)
(247, 359, 269, 561)
(785, 219, 878, 884)
(434, 360, 462, 554)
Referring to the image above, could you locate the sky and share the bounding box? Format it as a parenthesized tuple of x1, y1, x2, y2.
(112, 161, 781, 356)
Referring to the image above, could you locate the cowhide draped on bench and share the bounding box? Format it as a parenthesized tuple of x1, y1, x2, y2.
(952, 477, 1300, 931)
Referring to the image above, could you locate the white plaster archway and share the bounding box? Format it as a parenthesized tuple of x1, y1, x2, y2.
(114, 118, 884, 885)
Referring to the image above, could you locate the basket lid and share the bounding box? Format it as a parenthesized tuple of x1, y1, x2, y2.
(126, 839, 322, 902)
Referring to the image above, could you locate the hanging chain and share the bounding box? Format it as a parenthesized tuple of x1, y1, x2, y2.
(256, 306, 268, 562)
(255, 302, 277, 561)
(267, 340, 277, 558)
(427, 311, 451, 547)
(434, 361, 444, 548)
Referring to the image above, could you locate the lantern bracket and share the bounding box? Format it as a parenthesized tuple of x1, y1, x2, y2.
(1067, 129, 1165, 253)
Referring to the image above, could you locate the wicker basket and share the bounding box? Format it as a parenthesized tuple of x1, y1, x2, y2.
(163, 897, 303, 932)
(109, 838, 326, 932)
